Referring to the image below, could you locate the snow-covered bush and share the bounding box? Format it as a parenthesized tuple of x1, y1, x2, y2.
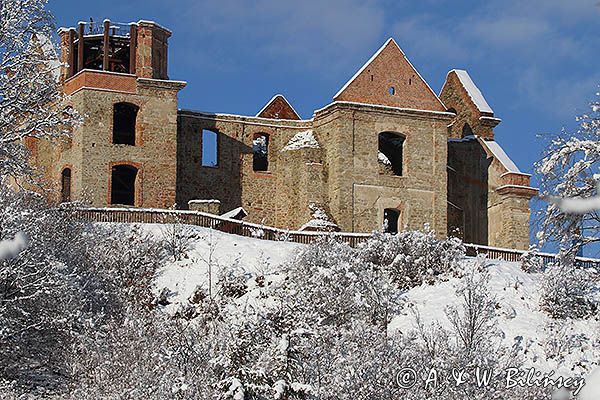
(520, 245, 545, 273)
(0, 187, 111, 392)
(359, 226, 465, 289)
(445, 266, 498, 357)
(160, 211, 194, 261)
(536, 92, 600, 255)
(540, 263, 597, 319)
(403, 266, 552, 400)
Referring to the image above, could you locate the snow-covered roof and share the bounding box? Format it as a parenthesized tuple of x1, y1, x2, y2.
(281, 130, 320, 151)
(188, 199, 220, 204)
(450, 69, 494, 114)
(480, 139, 521, 174)
(220, 207, 248, 220)
(255, 94, 301, 119)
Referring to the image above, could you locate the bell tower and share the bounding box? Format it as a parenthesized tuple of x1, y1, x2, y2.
(46, 19, 186, 208)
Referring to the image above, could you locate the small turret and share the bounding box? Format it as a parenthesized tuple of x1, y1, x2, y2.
(58, 19, 170, 82)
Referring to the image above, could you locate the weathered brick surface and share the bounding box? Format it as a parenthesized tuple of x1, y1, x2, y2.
(256, 95, 300, 120)
(334, 39, 446, 112)
(439, 71, 497, 139)
(63, 70, 137, 95)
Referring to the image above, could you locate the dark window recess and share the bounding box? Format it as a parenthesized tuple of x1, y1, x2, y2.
(388, 86, 395, 95)
(113, 103, 138, 145)
(384, 208, 400, 234)
(378, 132, 405, 176)
(111, 165, 137, 206)
(61, 168, 71, 203)
(462, 123, 474, 138)
(201, 130, 218, 167)
(253, 134, 269, 171)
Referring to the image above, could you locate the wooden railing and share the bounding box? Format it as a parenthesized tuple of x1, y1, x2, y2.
(67, 207, 600, 268)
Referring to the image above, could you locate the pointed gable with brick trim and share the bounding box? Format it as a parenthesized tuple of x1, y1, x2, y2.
(256, 94, 301, 120)
(333, 38, 446, 112)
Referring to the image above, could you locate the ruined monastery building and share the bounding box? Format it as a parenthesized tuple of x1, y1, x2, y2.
(29, 19, 538, 250)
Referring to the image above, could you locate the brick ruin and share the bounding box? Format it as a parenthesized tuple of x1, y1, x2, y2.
(29, 20, 538, 249)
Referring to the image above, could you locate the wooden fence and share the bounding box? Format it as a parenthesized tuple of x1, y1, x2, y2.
(68, 207, 600, 268)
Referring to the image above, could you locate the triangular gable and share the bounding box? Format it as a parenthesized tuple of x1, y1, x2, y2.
(333, 38, 446, 112)
(443, 70, 494, 115)
(256, 94, 301, 120)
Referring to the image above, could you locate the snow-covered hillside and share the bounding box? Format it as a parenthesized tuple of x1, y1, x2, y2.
(148, 224, 600, 397)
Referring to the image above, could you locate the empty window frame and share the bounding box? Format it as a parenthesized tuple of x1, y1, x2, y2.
(201, 129, 218, 167)
(111, 164, 138, 206)
(253, 133, 269, 171)
(378, 132, 405, 176)
(61, 168, 71, 203)
(113, 102, 139, 145)
(383, 208, 400, 234)
(462, 123, 474, 138)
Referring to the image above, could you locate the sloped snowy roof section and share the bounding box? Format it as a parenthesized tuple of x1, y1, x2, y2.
(482, 139, 521, 173)
(452, 69, 494, 114)
(281, 130, 320, 151)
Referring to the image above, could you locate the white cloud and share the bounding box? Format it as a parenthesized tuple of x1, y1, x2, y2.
(388, 0, 600, 119)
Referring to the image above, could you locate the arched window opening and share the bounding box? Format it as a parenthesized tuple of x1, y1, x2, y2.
(383, 208, 400, 234)
(111, 164, 138, 206)
(201, 129, 218, 167)
(462, 123, 474, 138)
(113, 102, 139, 145)
(378, 132, 405, 176)
(253, 133, 269, 171)
(388, 86, 395, 96)
(61, 168, 71, 203)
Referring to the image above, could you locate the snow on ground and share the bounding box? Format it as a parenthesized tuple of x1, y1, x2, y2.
(145, 225, 599, 386)
(390, 257, 600, 380)
(147, 224, 301, 313)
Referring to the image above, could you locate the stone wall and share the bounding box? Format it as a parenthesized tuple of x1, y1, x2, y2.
(176, 111, 317, 228)
(486, 156, 536, 250)
(37, 76, 184, 209)
(439, 71, 498, 139)
(314, 102, 452, 235)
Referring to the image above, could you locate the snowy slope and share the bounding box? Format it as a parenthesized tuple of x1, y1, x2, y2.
(149, 225, 301, 313)
(390, 257, 600, 379)
(148, 225, 600, 392)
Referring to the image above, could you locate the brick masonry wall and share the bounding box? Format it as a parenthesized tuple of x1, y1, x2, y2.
(334, 39, 446, 112)
(314, 103, 451, 235)
(439, 71, 496, 139)
(176, 112, 317, 228)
